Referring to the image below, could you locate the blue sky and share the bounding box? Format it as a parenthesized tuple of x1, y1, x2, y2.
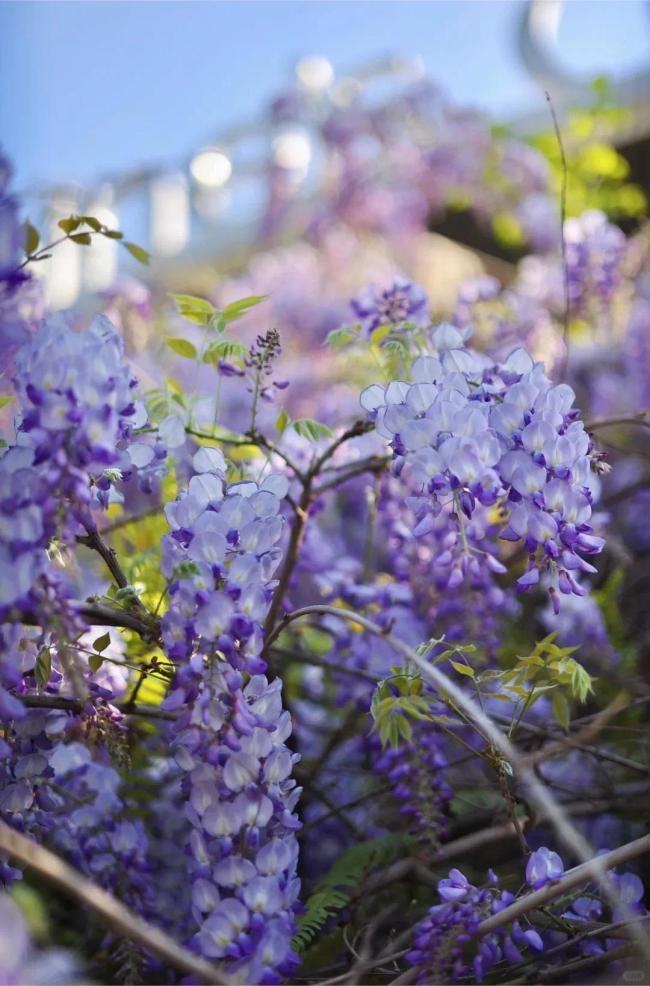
(1, 1, 648, 191)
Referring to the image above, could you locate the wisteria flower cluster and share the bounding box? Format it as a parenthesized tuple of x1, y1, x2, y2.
(161, 453, 301, 983)
(361, 322, 604, 611)
(406, 864, 544, 983)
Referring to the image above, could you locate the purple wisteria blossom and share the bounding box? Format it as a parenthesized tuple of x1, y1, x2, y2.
(0, 315, 144, 712)
(406, 866, 543, 983)
(351, 277, 430, 336)
(526, 846, 564, 889)
(161, 452, 301, 983)
(361, 319, 605, 612)
(565, 210, 627, 315)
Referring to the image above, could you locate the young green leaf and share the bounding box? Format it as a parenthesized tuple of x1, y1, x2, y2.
(166, 338, 198, 360)
(203, 339, 249, 364)
(88, 653, 104, 673)
(325, 325, 358, 348)
(170, 294, 216, 326)
(69, 232, 92, 245)
(35, 647, 51, 688)
(291, 419, 333, 442)
(92, 632, 111, 654)
(276, 409, 290, 434)
(552, 690, 571, 732)
(123, 241, 150, 265)
(24, 222, 40, 256)
(449, 660, 475, 678)
(78, 215, 102, 232)
(57, 216, 81, 234)
(221, 295, 268, 322)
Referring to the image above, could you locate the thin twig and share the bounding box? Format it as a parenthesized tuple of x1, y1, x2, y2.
(586, 413, 650, 432)
(511, 942, 637, 985)
(0, 821, 228, 985)
(545, 90, 570, 356)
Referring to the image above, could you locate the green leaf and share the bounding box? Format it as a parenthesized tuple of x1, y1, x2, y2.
(293, 835, 413, 951)
(0, 395, 13, 409)
(275, 409, 290, 434)
(370, 324, 391, 346)
(24, 222, 40, 256)
(170, 293, 216, 326)
(35, 647, 51, 688)
(291, 418, 333, 442)
(78, 215, 102, 232)
(58, 216, 81, 234)
(326, 325, 357, 348)
(221, 295, 267, 322)
(93, 632, 111, 654)
(552, 690, 571, 732)
(88, 653, 104, 673)
(123, 241, 150, 265)
(69, 232, 92, 245)
(203, 339, 248, 364)
(166, 337, 198, 359)
(102, 229, 124, 240)
(449, 660, 475, 678)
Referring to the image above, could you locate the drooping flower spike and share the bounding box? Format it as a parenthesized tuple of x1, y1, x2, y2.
(361, 320, 604, 611)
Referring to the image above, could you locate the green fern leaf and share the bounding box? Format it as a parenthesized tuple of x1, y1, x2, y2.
(293, 833, 413, 951)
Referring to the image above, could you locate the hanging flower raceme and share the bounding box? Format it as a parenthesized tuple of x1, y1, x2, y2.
(406, 865, 544, 984)
(0, 314, 145, 711)
(565, 210, 627, 315)
(361, 320, 605, 612)
(160, 451, 301, 984)
(2, 315, 141, 596)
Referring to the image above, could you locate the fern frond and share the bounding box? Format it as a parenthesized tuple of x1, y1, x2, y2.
(293, 833, 413, 951)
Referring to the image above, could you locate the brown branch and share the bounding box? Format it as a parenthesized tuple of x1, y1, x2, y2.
(496, 696, 650, 775)
(314, 455, 390, 496)
(299, 784, 393, 836)
(0, 821, 228, 985)
(586, 413, 650, 432)
(310, 419, 374, 474)
(515, 943, 637, 985)
(187, 426, 305, 483)
(19, 693, 176, 721)
(263, 424, 380, 638)
(77, 527, 131, 590)
(605, 475, 650, 507)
